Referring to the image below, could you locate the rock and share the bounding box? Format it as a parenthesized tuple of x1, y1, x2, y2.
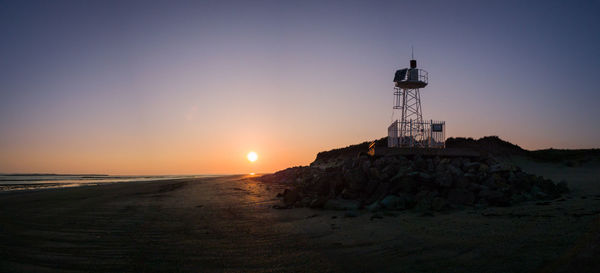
(366, 201, 381, 212)
(342, 158, 354, 171)
(368, 167, 383, 180)
(380, 195, 405, 210)
(365, 179, 380, 196)
(455, 175, 471, 188)
(390, 169, 408, 183)
(341, 188, 359, 199)
(431, 197, 446, 211)
(426, 158, 435, 172)
(530, 185, 549, 200)
(507, 171, 518, 185)
(447, 188, 475, 205)
(463, 161, 480, 171)
(323, 199, 360, 211)
(414, 198, 432, 212)
(381, 163, 399, 178)
(390, 176, 418, 194)
(343, 168, 367, 191)
(434, 172, 453, 187)
(374, 157, 387, 169)
(510, 193, 529, 204)
(557, 180, 569, 193)
(282, 189, 300, 206)
(436, 161, 448, 173)
(468, 183, 485, 193)
(414, 191, 437, 212)
(265, 149, 569, 212)
(417, 172, 434, 183)
(309, 197, 328, 208)
(482, 174, 499, 189)
(490, 162, 514, 173)
(451, 158, 463, 168)
(299, 197, 313, 207)
(413, 155, 427, 170)
(448, 165, 464, 177)
(360, 159, 372, 174)
(370, 182, 391, 201)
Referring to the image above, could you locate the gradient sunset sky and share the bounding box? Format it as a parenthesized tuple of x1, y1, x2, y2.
(1, 0, 599, 175)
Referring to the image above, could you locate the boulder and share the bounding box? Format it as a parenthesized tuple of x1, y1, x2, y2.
(366, 201, 381, 212)
(343, 168, 367, 191)
(417, 172, 434, 183)
(368, 167, 383, 180)
(364, 179, 380, 196)
(266, 149, 569, 212)
(413, 155, 427, 170)
(373, 182, 391, 199)
(381, 163, 400, 178)
(379, 195, 407, 210)
(309, 197, 328, 208)
(390, 176, 418, 193)
(434, 172, 453, 187)
(431, 197, 447, 211)
(282, 189, 301, 206)
(455, 175, 471, 188)
(463, 161, 480, 172)
(490, 162, 514, 173)
(530, 185, 550, 200)
(341, 188, 359, 199)
(447, 164, 464, 177)
(557, 180, 569, 193)
(360, 159, 372, 174)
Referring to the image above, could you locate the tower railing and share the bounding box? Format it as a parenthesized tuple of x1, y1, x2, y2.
(388, 120, 445, 148)
(394, 68, 428, 84)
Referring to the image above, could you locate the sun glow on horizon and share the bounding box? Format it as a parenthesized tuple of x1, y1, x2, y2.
(247, 151, 258, 162)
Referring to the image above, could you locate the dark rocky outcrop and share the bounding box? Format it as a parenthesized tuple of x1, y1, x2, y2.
(261, 137, 570, 212)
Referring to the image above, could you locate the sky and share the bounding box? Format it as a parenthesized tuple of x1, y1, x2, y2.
(1, 0, 599, 175)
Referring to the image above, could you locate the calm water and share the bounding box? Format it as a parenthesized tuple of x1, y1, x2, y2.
(0, 174, 219, 191)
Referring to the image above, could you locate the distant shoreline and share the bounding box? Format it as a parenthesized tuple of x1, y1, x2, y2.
(0, 174, 229, 192)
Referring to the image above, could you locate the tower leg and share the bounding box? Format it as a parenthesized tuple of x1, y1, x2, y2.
(393, 87, 425, 148)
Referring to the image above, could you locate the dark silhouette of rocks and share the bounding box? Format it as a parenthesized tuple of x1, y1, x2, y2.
(260, 136, 571, 212)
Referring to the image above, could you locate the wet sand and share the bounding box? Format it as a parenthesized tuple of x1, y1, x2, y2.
(1, 170, 599, 272)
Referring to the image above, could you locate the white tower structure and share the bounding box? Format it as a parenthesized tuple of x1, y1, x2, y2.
(388, 57, 445, 148)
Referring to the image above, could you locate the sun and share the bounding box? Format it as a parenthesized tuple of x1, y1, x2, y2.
(247, 151, 258, 162)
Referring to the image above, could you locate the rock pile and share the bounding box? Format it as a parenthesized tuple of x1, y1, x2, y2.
(260, 153, 569, 212)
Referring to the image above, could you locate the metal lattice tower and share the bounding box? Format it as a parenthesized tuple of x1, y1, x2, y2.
(389, 58, 430, 147)
(386, 54, 446, 149)
(394, 83, 425, 146)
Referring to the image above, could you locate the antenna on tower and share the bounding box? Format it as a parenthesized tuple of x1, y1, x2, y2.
(411, 46, 414, 59)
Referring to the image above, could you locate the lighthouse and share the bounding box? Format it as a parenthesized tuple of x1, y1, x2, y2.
(388, 57, 445, 148)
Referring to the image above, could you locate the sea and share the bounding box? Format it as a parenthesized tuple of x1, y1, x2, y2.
(0, 174, 217, 191)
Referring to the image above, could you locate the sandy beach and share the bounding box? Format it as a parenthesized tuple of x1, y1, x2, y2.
(1, 163, 599, 273)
